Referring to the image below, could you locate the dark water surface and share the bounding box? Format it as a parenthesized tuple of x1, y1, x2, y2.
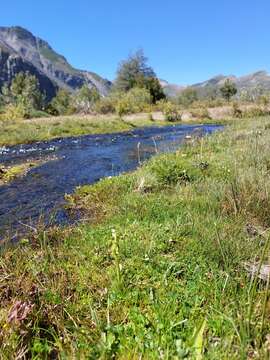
(0, 124, 222, 240)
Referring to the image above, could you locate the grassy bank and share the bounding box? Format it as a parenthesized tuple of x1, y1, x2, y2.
(0, 114, 170, 146)
(0, 113, 227, 147)
(1, 116, 270, 358)
(0, 159, 52, 185)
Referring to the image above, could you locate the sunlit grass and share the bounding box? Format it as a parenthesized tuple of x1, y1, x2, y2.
(1, 116, 270, 358)
(0, 113, 228, 146)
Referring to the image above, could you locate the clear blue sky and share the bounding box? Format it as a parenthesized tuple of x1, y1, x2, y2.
(0, 0, 269, 84)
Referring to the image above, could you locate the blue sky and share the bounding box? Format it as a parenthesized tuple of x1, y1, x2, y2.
(0, 0, 269, 84)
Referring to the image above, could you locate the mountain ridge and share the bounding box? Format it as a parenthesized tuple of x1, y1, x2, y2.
(0, 26, 111, 100)
(162, 70, 270, 97)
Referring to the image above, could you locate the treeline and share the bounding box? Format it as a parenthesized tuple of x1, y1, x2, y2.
(0, 50, 167, 120)
(176, 79, 270, 107)
(1, 50, 270, 122)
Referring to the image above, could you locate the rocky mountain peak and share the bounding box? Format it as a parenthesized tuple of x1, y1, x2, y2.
(0, 26, 111, 101)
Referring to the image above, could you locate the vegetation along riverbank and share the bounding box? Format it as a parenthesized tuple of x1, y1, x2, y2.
(1, 116, 270, 358)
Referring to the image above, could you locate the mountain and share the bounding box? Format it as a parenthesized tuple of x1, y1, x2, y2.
(162, 71, 270, 98)
(0, 26, 111, 101)
(159, 79, 185, 98)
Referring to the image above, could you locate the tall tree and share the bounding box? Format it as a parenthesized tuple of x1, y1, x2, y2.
(114, 49, 165, 103)
(114, 49, 155, 92)
(2, 72, 44, 110)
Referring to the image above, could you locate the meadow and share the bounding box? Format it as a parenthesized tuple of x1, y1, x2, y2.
(1, 116, 270, 358)
(0, 111, 225, 147)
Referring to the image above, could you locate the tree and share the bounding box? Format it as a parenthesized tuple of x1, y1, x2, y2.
(178, 87, 198, 107)
(220, 79, 237, 101)
(1, 72, 44, 113)
(0, 72, 44, 119)
(114, 49, 155, 92)
(75, 85, 100, 113)
(114, 49, 165, 103)
(136, 76, 166, 103)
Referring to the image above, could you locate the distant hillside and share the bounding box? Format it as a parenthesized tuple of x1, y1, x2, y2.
(159, 79, 185, 98)
(162, 71, 270, 98)
(0, 26, 111, 101)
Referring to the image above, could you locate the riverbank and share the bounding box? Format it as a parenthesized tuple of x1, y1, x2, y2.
(1, 116, 270, 358)
(0, 112, 227, 146)
(0, 157, 56, 185)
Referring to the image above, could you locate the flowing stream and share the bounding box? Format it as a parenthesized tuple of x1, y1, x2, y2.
(0, 123, 222, 241)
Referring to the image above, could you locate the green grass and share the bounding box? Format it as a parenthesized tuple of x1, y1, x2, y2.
(0, 160, 46, 184)
(1, 116, 270, 358)
(0, 113, 229, 147)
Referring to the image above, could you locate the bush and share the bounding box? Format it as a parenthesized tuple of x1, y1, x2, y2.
(125, 87, 152, 112)
(115, 87, 152, 116)
(3, 103, 28, 120)
(94, 97, 116, 114)
(115, 97, 131, 117)
(28, 110, 50, 118)
(49, 90, 76, 116)
(148, 154, 201, 186)
(160, 101, 181, 122)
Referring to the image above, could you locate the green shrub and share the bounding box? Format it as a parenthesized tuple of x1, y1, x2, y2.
(116, 97, 131, 117)
(125, 87, 152, 112)
(94, 97, 116, 114)
(49, 89, 76, 116)
(148, 154, 200, 186)
(115, 87, 152, 116)
(3, 103, 27, 120)
(29, 110, 50, 118)
(160, 101, 181, 122)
